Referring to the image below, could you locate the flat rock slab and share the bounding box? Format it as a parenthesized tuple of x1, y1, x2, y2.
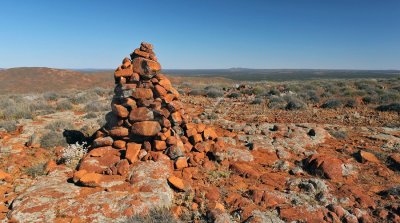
(8, 160, 173, 222)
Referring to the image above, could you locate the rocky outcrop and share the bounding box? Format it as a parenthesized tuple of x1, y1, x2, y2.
(8, 160, 173, 222)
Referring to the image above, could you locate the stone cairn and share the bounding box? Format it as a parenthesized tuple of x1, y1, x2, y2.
(73, 42, 219, 188)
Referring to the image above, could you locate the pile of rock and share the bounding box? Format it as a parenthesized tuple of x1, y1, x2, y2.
(73, 42, 219, 188)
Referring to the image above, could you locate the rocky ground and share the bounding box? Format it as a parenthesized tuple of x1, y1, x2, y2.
(0, 90, 399, 222)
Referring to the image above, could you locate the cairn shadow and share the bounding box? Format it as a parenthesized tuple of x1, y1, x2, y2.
(63, 129, 93, 145)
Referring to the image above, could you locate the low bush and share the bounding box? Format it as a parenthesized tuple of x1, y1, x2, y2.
(43, 92, 59, 101)
(206, 89, 224, 98)
(40, 131, 67, 149)
(251, 97, 264, 104)
(45, 120, 74, 132)
(83, 102, 109, 112)
(321, 99, 342, 109)
(376, 103, 400, 112)
(0, 120, 17, 132)
(344, 98, 358, 108)
(285, 98, 306, 110)
(188, 89, 205, 96)
(227, 92, 241, 98)
(56, 100, 73, 111)
(25, 162, 47, 178)
(127, 208, 177, 223)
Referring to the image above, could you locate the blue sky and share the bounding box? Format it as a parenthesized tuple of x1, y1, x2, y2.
(0, 0, 399, 69)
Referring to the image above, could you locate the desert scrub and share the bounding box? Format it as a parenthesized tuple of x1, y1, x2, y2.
(376, 103, 400, 112)
(285, 98, 306, 110)
(0, 103, 34, 120)
(127, 208, 177, 223)
(0, 120, 17, 132)
(40, 131, 67, 149)
(45, 120, 74, 132)
(268, 96, 286, 109)
(57, 142, 87, 168)
(321, 99, 342, 109)
(344, 98, 358, 108)
(205, 89, 224, 98)
(84, 112, 99, 119)
(188, 89, 205, 96)
(56, 100, 73, 111)
(227, 92, 241, 98)
(251, 97, 264, 105)
(25, 162, 47, 178)
(83, 101, 109, 112)
(43, 92, 59, 101)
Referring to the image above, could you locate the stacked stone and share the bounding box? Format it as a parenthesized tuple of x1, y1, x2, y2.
(73, 42, 218, 187)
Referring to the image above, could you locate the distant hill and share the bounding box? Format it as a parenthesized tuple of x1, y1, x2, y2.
(163, 69, 400, 81)
(0, 67, 113, 94)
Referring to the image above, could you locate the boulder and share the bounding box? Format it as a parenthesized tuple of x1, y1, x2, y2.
(131, 121, 161, 136)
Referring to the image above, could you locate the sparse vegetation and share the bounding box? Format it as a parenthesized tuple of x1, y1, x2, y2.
(127, 208, 177, 223)
(40, 131, 67, 149)
(25, 162, 47, 178)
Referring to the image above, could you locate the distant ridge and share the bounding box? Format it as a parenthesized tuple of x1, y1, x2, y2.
(0, 67, 113, 94)
(163, 69, 400, 81)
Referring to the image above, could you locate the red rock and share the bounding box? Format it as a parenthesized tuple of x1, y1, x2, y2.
(196, 123, 207, 133)
(166, 136, 177, 145)
(131, 121, 161, 136)
(123, 98, 137, 109)
(158, 78, 172, 91)
(112, 104, 129, 118)
(168, 176, 185, 191)
(79, 154, 121, 173)
(92, 136, 114, 148)
(129, 107, 154, 122)
(203, 128, 218, 140)
(170, 112, 182, 125)
(109, 127, 129, 137)
(306, 154, 343, 181)
(116, 159, 130, 176)
(88, 146, 120, 157)
(0, 170, 12, 182)
(190, 134, 203, 144)
(113, 140, 126, 150)
(154, 85, 167, 97)
(186, 128, 198, 137)
(132, 88, 153, 99)
(153, 140, 167, 151)
(356, 150, 380, 163)
(175, 157, 188, 170)
(163, 94, 176, 103)
(0, 204, 8, 213)
(205, 186, 220, 201)
(133, 48, 150, 58)
(114, 68, 133, 78)
(79, 173, 103, 187)
(72, 169, 87, 183)
(141, 42, 153, 50)
(230, 162, 261, 179)
(125, 143, 141, 163)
